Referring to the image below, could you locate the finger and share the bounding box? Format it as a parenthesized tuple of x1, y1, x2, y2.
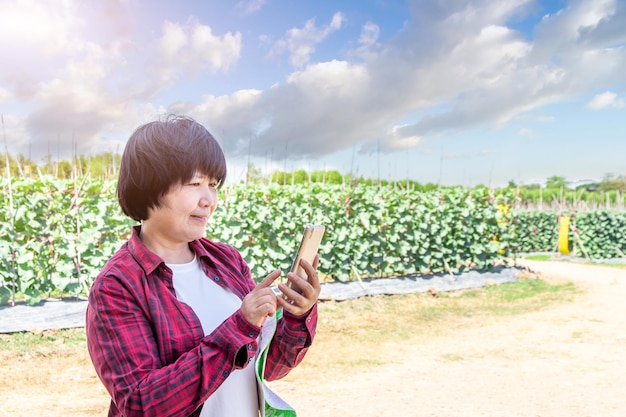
(276, 295, 296, 313)
(276, 288, 313, 317)
(299, 258, 320, 288)
(312, 253, 320, 270)
(256, 291, 278, 306)
(258, 299, 277, 317)
(278, 280, 307, 302)
(256, 269, 281, 289)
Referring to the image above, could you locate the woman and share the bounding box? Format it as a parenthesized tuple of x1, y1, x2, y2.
(86, 116, 320, 417)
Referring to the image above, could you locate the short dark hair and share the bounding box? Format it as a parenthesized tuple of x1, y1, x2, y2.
(117, 115, 227, 221)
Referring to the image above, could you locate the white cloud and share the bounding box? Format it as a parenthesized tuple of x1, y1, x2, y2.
(191, 24, 242, 71)
(185, 89, 265, 149)
(518, 128, 534, 137)
(166, 0, 626, 162)
(0, 0, 244, 161)
(2, 0, 626, 166)
(352, 0, 626, 149)
(270, 12, 345, 67)
(350, 22, 381, 61)
(157, 19, 242, 79)
(0, 1, 82, 102)
(236, 0, 267, 14)
(586, 91, 625, 110)
(359, 22, 380, 48)
(0, 0, 80, 55)
(387, 124, 420, 151)
(0, 87, 12, 103)
(179, 60, 374, 158)
(160, 21, 188, 59)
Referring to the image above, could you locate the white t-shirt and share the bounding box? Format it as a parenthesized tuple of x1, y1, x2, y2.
(169, 255, 259, 417)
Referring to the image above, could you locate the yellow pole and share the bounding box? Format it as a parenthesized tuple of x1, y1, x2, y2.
(558, 216, 570, 255)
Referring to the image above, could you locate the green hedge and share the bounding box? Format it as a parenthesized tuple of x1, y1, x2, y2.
(212, 184, 510, 281)
(510, 210, 626, 259)
(1, 177, 624, 306)
(0, 178, 132, 305)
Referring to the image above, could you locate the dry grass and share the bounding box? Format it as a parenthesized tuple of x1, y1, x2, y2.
(282, 278, 575, 384)
(0, 329, 109, 416)
(0, 278, 574, 417)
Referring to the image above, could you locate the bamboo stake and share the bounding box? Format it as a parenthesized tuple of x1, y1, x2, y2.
(573, 231, 591, 261)
(571, 219, 591, 262)
(2, 114, 17, 305)
(349, 262, 368, 293)
(442, 256, 454, 277)
(73, 168, 91, 295)
(15, 156, 24, 178)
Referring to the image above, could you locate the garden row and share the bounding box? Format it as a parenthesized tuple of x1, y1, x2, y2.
(1, 178, 625, 305)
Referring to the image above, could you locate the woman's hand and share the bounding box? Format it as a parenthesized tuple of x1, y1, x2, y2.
(277, 254, 321, 317)
(241, 270, 281, 327)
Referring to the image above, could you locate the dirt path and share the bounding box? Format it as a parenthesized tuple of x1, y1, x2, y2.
(272, 261, 626, 417)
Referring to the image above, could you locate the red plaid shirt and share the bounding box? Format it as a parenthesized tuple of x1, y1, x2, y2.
(86, 226, 317, 417)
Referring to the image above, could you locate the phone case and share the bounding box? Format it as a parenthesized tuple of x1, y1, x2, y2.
(289, 225, 325, 289)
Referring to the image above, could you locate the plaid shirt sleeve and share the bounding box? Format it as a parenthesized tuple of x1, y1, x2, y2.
(86, 247, 261, 417)
(264, 304, 318, 381)
(232, 250, 318, 381)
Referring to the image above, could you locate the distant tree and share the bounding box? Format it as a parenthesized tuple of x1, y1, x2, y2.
(545, 175, 569, 189)
(507, 180, 517, 188)
(422, 182, 439, 192)
(0, 153, 22, 178)
(244, 163, 263, 184)
(310, 170, 324, 183)
(292, 169, 308, 184)
(598, 175, 626, 193)
(602, 173, 616, 182)
(324, 170, 343, 184)
(270, 170, 287, 184)
(58, 160, 72, 178)
(87, 155, 106, 179)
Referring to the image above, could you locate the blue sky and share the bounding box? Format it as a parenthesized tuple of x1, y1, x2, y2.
(0, 0, 624, 187)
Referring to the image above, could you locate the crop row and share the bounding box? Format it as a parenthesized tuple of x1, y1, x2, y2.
(1, 178, 624, 305)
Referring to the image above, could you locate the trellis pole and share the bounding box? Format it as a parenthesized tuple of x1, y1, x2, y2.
(2, 114, 17, 305)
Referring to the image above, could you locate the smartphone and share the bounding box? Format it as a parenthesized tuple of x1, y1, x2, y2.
(287, 224, 325, 293)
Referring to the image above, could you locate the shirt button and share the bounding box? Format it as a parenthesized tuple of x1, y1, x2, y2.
(248, 343, 253, 350)
(222, 371, 229, 377)
(213, 276, 220, 282)
(248, 332, 255, 337)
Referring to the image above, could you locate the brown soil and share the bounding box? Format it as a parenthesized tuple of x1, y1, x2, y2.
(272, 260, 626, 417)
(1, 260, 625, 416)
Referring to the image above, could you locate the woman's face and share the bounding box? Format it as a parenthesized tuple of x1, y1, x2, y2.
(145, 173, 219, 244)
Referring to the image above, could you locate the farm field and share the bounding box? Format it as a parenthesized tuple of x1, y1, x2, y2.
(1, 260, 625, 416)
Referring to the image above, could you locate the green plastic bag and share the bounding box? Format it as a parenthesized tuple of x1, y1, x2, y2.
(256, 308, 297, 417)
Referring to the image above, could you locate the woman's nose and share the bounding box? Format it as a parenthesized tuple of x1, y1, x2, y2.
(200, 187, 217, 207)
